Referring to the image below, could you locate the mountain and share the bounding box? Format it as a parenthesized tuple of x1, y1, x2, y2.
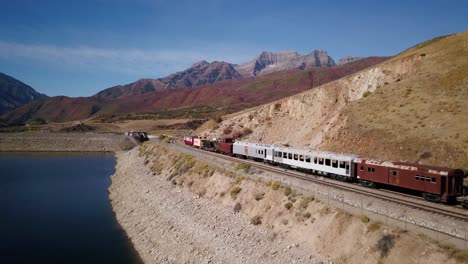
(3, 57, 388, 124)
(95, 61, 242, 100)
(0, 73, 48, 114)
(337, 56, 364, 65)
(235, 50, 336, 77)
(200, 31, 468, 169)
(159, 60, 242, 88)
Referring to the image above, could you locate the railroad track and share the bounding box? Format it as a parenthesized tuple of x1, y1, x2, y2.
(168, 141, 468, 223)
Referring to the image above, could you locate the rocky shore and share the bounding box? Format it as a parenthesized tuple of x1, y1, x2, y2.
(0, 132, 131, 152)
(109, 148, 326, 264)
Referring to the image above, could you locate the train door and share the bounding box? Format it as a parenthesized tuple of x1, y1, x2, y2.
(441, 176, 446, 196)
(388, 169, 400, 185)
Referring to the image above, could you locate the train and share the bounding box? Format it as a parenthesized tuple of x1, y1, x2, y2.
(183, 136, 465, 204)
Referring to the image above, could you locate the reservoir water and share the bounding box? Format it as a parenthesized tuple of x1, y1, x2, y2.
(0, 152, 142, 264)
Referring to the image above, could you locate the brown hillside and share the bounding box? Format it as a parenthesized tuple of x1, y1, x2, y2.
(200, 31, 468, 169)
(3, 57, 387, 123)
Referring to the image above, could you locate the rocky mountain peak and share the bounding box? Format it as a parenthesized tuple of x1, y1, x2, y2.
(192, 60, 209, 68)
(235, 50, 336, 77)
(337, 56, 364, 65)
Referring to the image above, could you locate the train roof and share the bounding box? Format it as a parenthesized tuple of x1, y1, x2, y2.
(234, 141, 275, 148)
(354, 158, 461, 176)
(273, 145, 358, 160)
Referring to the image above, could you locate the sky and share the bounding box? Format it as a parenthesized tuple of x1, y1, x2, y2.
(0, 0, 467, 97)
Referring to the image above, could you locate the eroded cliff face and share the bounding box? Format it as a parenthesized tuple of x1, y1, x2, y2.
(199, 32, 468, 168)
(202, 53, 423, 145)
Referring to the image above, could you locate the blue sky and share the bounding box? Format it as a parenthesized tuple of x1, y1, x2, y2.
(0, 0, 467, 97)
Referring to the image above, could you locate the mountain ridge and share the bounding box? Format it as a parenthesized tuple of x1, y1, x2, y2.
(0, 72, 48, 114)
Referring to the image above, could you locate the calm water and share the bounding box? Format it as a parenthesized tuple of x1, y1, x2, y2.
(0, 152, 142, 264)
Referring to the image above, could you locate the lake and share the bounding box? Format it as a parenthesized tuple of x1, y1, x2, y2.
(0, 152, 142, 264)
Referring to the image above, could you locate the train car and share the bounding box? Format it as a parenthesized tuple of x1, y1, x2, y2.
(355, 159, 464, 203)
(193, 138, 202, 148)
(273, 146, 358, 180)
(126, 131, 149, 144)
(215, 138, 234, 155)
(200, 139, 216, 152)
(183, 136, 195, 146)
(233, 141, 274, 162)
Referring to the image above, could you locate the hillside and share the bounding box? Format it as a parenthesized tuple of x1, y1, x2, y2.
(199, 31, 468, 169)
(0, 73, 48, 114)
(3, 57, 388, 124)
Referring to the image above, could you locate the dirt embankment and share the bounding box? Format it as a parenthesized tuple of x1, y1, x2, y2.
(0, 132, 132, 152)
(109, 142, 466, 264)
(197, 32, 468, 169)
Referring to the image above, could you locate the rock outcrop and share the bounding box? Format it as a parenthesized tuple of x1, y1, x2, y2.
(337, 56, 364, 65)
(235, 50, 336, 77)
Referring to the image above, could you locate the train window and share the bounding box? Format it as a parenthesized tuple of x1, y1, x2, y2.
(391, 170, 398, 176)
(339, 161, 346, 168)
(415, 176, 420, 181)
(305, 156, 311, 163)
(367, 167, 375, 173)
(319, 158, 324, 165)
(332, 160, 338, 168)
(431, 177, 436, 183)
(360, 166, 364, 171)
(278, 151, 282, 157)
(325, 159, 331, 166)
(288, 153, 292, 159)
(283, 152, 287, 158)
(372, 168, 375, 172)
(425, 177, 431, 182)
(294, 154, 298, 160)
(314, 157, 317, 164)
(299, 155, 304, 162)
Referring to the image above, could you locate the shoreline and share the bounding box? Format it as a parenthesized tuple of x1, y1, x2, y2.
(0, 132, 133, 152)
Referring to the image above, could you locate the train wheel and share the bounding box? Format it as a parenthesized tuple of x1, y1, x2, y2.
(422, 193, 441, 203)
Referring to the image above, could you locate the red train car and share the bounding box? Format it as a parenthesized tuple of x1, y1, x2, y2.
(355, 159, 464, 203)
(215, 138, 234, 155)
(183, 136, 195, 146)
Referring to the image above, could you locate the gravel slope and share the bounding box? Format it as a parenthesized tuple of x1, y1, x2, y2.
(109, 149, 326, 264)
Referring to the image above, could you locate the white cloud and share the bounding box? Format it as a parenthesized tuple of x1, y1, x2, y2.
(0, 41, 254, 77)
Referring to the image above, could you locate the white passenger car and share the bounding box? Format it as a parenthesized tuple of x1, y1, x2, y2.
(233, 141, 274, 162)
(193, 138, 202, 148)
(272, 146, 358, 180)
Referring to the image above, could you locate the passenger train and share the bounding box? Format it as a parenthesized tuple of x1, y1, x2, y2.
(183, 136, 465, 204)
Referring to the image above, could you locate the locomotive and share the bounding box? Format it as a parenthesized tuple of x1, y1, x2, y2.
(183, 136, 465, 204)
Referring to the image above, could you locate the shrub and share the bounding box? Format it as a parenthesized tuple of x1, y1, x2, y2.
(284, 187, 292, 196)
(284, 202, 293, 210)
(253, 191, 265, 201)
(230, 186, 242, 200)
(251, 215, 262, 225)
(234, 163, 251, 173)
(27, 117, 47, 125)
(363, 91, 371, 97)
(233, 174, 246, 184)
(369, 222, 382, 232)
(265, 181, 272, 187)
(281, 219, 288, 225)
(360, 215, 370, 223)
(241, 127, 253, 136)
(299, 196, 314, 209)
(303, 212, 312, 219)
(271, 180, 281, 190)
(377, 234, 395, 258)
(223, 127, 232, 135)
